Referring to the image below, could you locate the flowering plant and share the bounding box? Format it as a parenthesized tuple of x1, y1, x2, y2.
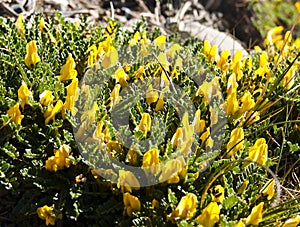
(0, 12, 299, 227)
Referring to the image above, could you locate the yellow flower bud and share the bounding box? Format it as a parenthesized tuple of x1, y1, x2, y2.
(115, 68, 129, 88)
(18, 81, 32, 109)
(24, 41, 40, 68)
(7, 103, 24, 125)
(248, 138, 268, 165)
(37, 205, 58, 226)
(138, 113, 151, 136)
(123, 192, 141, 217)
(44, 100, 63, 125)
(15, 13, 25, 36)
(226, 127, 244, 158)
(64, 78, 78, 115)
(168, 193, 198, 221)
(117, 170, 140, 193)
(58, 54, 77, 81)
(262, 179, 275, 200)
(154, 35, 166, 50)
(146, 84, 159, 105)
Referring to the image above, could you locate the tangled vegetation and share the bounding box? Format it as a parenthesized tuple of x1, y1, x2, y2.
(0, 9, 299, 227)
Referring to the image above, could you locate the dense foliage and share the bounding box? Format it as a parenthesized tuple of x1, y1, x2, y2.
(0, 11, 299, 226)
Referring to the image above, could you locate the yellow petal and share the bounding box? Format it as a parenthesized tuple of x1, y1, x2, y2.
(262, 179, 275, 200)
(154, 35, 166, 50)
(138, 113, 151, 136)
(18, 81, 32, 109)
(25, 41, 40, 68)
(196, 202, 220, 227)
(245, 202, 264, 226)
(58, 54, 77, 81)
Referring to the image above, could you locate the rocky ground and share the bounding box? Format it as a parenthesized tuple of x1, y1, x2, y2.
(0, 0, 263, 50)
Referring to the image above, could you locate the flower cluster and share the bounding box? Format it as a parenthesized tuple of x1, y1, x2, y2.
(0, 13, 299, 226)
(45, 144, 72, 172)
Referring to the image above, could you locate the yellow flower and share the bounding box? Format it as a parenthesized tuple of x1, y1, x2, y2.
(115, 68, 129, 87)
(107, 141, 123, 155)
(200, 127, 214, 148)
(63, 78, 78, 115)
(196, 202, 220, 227)
(40, 90, 54, 106)
(226, 127, 244, 158)
(18, 81, 32, 109)
(15, 13, 25, 36)
(295, 2, 300, 12)
(138, 113, 151, 136)
(171, 127, 184, 148)
(107, 84, 121, 108)
(203, 40, 219, 62)
(226, 91, 239, 116)
(58, 54, 77, 81)
(239, 91, 255, 114)
(282, 215, 300, 227)
(167, 193, 198, 221)
(129, 31, 140, 47)
(227, 73, 238, 95)
(154, 35, 166, 50)
(152, 198, 159, 209)
(155, 92, 165, 112)
(39, 17, 45, 32)
(37, 205, 56, 226)
(117, 170, 140, 192)
(167, 43, 181, 59)
(142, 148, 159, 171)
(217, 49, 231, 71)
(93, 121, 108, 144)
(102, 45, 118, 69)
(193, 109, 206, 134)
(230, 50, 243, 81)
(7, 103, 24, 125)
(259, 51, 268, 68)
(264, 26, 284, 46)
(45, 144, 72, 172)
(282, 65, 295, 90)
(146, 84, 159, 105)
(125, 146, 139, 166)
(44, 100, 63, 125)
(210, 185, 225, 203)
(262, 179, 275, 200)
(245, 202, 264, 226)
(235, 220, 246, 227)
(248, 138, 268, 165)
(159, 157, 186, 183)
(123, 192, 141, 217)
(75, 174, 87, 184)
(25, 40, 40, 68)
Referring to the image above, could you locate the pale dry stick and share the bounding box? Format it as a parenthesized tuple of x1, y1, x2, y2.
(178, 1, 192, 21)
(110, 1, 115, 21)
(154, 0, 160, 25)
(136, 0, 152, 14)
(0, 2, 19, 17)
